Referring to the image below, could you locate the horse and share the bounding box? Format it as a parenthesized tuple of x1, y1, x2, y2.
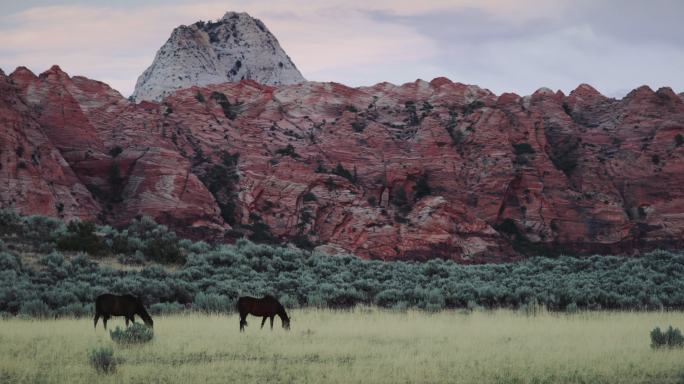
(237, 295, 290, 332)
(94, 294, 153, 330)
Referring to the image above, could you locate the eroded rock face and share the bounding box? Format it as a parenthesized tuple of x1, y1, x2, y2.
(2, 66, 684, 262)
(131, 12, 305, 102)
(7, 66, 223, 236)
(0, 68, 100, 220)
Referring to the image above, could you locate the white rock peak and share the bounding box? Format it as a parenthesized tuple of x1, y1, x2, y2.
(131, 11, 305, 102)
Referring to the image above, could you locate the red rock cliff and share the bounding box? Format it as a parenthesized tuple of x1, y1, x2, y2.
(2, 67, 683, 262)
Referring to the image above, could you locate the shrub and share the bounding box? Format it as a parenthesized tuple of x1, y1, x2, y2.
(375, 289, 402, 308)
(650, 326, 684, 349)
(55, 303, 92, 318)
(144, 237, 184, 264)
(210, 91, 241, 120)
(56, 221, 105, 255)
(404, 101, 420, 126)
(675, 134, 683, 147)
(110, 324, 154, 345)
(194, 293, 234, 314)
(303, 192, 317, 202)
(413, 173, 431, 201)
(108, 146, 123, 158)
(0, 252, 22, 271)
(149, 302, 185, 315)
(513, 143, 535, 155)
(275, 144, 299, 158)
(332, 163, 357, 183)
(195, 91, 205, 103)
(464, 100, 485, 115)
(351, 120, 366, 132)
(89, 347, 117, 373)
(19, 300, 51, 318)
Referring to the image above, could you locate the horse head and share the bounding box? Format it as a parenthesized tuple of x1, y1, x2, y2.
(279, 308, 291, 330)
(135, 298, 154, 328)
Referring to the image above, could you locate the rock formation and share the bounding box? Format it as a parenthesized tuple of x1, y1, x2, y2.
(1, 65, 683, 262)
(131, 12, 305, 102)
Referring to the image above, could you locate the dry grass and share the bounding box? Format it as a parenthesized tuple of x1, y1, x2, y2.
(1, 308, 683, 383)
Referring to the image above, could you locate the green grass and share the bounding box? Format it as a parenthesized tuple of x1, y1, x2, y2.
(1, 309, 684, 383)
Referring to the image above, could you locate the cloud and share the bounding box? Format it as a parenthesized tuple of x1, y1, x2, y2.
(364, 0, 684, 96)
(0, 0, 682, 97)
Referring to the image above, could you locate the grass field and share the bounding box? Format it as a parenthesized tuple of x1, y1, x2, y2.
(1, 308, 683, 384)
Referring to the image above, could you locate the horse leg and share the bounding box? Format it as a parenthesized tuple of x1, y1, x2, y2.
(103, 316, 109, 330)
(125, 317, 129, 327)
(270, 316, 274, 330)
(93, 313, 100, 329)
(130, 315, 136, 324)
(261, 317, 267, 329)
(239, 313, 247, 332)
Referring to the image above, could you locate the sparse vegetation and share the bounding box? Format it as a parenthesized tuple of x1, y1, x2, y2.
(199, 151, 240, 224)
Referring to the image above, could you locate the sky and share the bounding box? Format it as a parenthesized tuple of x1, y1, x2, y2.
(1, 0, 683, 98)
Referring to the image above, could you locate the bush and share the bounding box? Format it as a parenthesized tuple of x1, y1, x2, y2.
(110, 324, 154, 345)
(513, 143, 535, 155)
(55, 303, 92, 318)
(19, 300, 51, 318)
(89, 347, 117, 373)
(651, 326, 684, 349)
(56, 221, 105, 255)
(108, 146, 123, 158)
(193, 293, 234, 314)
(675, 134, 683, 147)
(144, 237, 184, 264)
(275, 144, 299, 158)
(149, 302, 185, 315)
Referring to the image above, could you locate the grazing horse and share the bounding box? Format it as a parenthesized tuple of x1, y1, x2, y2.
(237, 296, 290, 332)
(94, 294, 153, 329)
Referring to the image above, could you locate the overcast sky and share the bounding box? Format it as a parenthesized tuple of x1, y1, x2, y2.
(1, 0, 682, 98)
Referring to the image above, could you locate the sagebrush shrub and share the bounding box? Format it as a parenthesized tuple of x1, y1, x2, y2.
(193, 293, 234, 314)
(89, 346, 116, 373)
(110, 324, 154, 345)
(18, 300, 50, 318)
(651, 326, 684, 349)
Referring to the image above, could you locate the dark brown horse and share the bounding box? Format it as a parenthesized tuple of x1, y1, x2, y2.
(94, 294, 153, 329)
(237, 296, 290, 332)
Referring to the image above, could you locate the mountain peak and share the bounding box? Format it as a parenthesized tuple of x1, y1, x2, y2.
(131, 11, 305, 102)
